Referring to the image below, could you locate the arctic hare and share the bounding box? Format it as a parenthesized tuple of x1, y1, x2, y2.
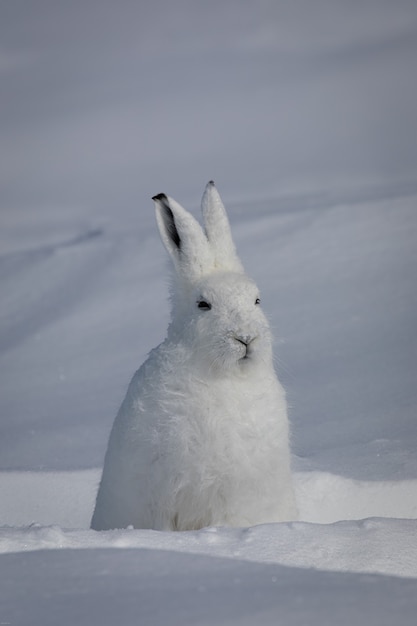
(91, 181, 297, 531)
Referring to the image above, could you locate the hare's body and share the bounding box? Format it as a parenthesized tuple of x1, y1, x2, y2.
(91, 183, 297, 530)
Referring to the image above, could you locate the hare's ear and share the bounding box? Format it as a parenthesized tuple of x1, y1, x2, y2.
(153, 193, 212, 280)
(201, 181, 244, 272)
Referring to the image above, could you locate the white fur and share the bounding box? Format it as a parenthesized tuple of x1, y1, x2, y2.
(91, 182, 297, 531)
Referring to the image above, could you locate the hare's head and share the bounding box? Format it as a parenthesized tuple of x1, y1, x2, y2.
(153, 182, 274, 375)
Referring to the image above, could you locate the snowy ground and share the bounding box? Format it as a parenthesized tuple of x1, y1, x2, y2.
(1, 185, 416, 626)
(1, 1, 417, 624)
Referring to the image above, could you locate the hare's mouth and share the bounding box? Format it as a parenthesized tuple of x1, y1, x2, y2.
(239, 349, 251, 361)
(234, 335, 257, 361)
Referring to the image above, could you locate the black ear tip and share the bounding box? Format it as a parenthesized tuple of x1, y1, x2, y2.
(152, 193, 167, 202)
(153, 194, 181, 249)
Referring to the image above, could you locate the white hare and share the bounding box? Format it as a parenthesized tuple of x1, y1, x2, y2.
(91, 181, 297, 531)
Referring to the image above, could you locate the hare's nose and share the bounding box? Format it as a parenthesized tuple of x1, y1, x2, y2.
(235, 334, 256, 347)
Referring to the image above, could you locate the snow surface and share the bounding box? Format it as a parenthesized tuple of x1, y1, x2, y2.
(1, 1, 417, 624)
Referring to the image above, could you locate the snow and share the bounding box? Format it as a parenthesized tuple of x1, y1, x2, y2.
(1, 196, 417, 626)
(4, 549, 417, 626)
(1, 471, 417, 580)
(1, 1, 417, 624)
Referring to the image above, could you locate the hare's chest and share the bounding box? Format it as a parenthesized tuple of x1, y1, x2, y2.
(168, 377, 281, 469)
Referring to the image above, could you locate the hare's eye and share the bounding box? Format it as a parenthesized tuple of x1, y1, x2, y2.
(255, 297, 261, 305)
(197, 300, 212, 311)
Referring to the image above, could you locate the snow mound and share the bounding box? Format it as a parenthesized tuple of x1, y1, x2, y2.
(1, 517, 417, 579)
(2, 548, 417, 626)
(1, 469, 416, 579)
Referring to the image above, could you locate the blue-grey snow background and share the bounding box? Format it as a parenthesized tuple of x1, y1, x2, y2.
(1, 1, 417, 624)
